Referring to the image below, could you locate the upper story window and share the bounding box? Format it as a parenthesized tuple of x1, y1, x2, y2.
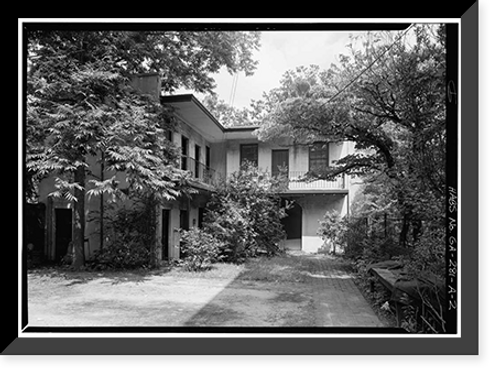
(309, 142, 329, 172)
(240, 144, 258, 167)
(181, 136, 189, 171)
(205, 146, 211, 168)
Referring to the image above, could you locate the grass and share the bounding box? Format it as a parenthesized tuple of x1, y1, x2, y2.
(155, 253, 314, 283)
(237, 254, 320, 283)
(28, 252, 318, 287)
(162, 261, 244, 280)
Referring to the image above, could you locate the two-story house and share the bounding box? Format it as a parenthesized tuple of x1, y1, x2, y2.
(36, 74, 355, 263)
(162, 91, 355, 255)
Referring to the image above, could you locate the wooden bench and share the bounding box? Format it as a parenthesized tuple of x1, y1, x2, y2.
(369, 267, 399, 293)
(368, 264, 446, 331)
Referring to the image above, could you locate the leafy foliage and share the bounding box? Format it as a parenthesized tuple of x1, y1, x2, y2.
(203, 163, 288, 262)
(86, 200, 157, 270)
(202, 93, 264, 128)
(254, 26, 447, 247)
(317, 209, 344, 253)
(254, 27, 448, 333)
(178, 228, 223, 271)
(26, 29, 261, 267)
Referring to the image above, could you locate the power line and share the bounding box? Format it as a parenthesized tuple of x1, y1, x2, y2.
(318, 24, 414, 110)
(229, 72, 239, 107)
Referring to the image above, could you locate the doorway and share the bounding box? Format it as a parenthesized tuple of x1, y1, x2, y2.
(54, 208, 72, 261)
(198, 207, 205, 229)
(281, 200, 302, 251)
(194, 144, 201, 178)
(181, 136, 189, 171)
(179, 209, 189, 258)
(161, 209, 170, 260)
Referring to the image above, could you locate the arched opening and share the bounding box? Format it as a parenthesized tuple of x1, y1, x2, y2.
(281, 199, 302, 251)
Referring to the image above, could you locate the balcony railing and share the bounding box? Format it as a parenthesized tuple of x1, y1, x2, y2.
(180, 156, 219, 186)
(274, 170, 345, 191)
(179, 158, 345, 191)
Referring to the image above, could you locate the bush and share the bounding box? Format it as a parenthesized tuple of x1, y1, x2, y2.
(317, 210, 343, 254)
(87, 201, 157, 270)
(87, 239, 152, 270)
(203, 163, 287, 262)
(402, 227, 446, 279)
(179, 228, 223, 271)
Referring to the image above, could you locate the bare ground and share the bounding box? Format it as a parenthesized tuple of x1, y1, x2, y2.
(28, 252, 385, 328)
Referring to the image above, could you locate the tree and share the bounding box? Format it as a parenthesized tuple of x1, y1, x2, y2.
(254, 25, 446, 246)
(202, 93, 264, 128)
(26, 29, 261, 268)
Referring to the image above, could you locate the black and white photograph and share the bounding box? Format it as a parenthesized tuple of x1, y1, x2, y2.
(12, 13, 481, 360)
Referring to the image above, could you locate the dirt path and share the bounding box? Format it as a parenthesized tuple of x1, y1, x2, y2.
(28, 252, 384, 328)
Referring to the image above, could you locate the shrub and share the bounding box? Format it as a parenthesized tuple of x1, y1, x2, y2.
(203, 163, 287, 262)
(402, 227, 446, 279)
(179, 228, 223, 271)
(87, 201, 157, 270)
(87, 239, 152, 270)
(317, 210, 343, 254)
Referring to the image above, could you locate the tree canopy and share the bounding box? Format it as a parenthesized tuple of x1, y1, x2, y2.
(25, 29, 261, 267)
(253, 25, 447, 246)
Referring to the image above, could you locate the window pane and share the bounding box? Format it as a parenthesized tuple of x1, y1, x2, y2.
(309, 143, 328, 171)
(240, 144, 258, 166)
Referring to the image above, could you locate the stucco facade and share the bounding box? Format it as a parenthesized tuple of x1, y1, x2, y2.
(37, 81, 356, 261)
(222, 130, 353, 253)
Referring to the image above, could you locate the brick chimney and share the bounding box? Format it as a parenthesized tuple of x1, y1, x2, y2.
(130, 72, 160, 101)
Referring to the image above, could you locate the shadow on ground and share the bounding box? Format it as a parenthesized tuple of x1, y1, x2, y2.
(182, 253, 384, 328)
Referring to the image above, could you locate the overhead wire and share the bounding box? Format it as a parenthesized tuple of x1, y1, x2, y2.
(229, 72, 239, 108)
(317, 24, 415, 111)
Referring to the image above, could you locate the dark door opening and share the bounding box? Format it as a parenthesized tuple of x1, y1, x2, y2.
(205, 146, 211, 169)
(181, 136, 189, 170)
(194, 144, 201, 178)
(180, 210, 189, 231)
(161, 209, 170, 260)
(198, 207, 205, 229)
(281, 200, 302, 240)
(25, 203, 46, 264)
(55, 208, 72, 261)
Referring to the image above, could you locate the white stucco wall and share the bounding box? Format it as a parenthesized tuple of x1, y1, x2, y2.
(226, 139, 349, 174)
(294, 194, 346, 253)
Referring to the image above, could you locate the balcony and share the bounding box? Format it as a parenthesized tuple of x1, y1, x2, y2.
(274, 170, 346, 192)
(180, 156, 219, 187)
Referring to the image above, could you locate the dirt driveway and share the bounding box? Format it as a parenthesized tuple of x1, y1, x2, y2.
(28, 252, 384, 328)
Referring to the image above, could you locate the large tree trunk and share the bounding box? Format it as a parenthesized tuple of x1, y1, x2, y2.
(72, 166, 86, 268)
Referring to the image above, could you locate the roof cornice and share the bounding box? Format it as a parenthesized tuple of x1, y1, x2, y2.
(160, 94, 258, 133)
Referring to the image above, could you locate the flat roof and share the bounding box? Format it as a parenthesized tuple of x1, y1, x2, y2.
(161, 94, 259, 135)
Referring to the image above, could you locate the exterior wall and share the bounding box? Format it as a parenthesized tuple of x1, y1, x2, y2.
(38, 114, 218, 262)
(210, 141, 226, 181)
(225, 138, 348, 190)
(35, 84, 356, 260)
(225, 136, 353, 254)
(294, 194, 347, 253)
(38, 152, 136, 261)
(158, 200, 181, 260)
(174, 119, 210, 167)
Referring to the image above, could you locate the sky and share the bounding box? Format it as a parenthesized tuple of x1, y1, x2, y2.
(172, 29, 408, 109)
(209, 31, 368, 109)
